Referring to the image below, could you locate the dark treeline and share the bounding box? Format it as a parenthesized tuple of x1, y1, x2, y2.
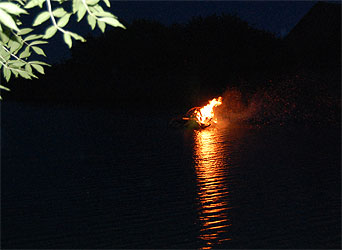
(3, 2, 341, 118)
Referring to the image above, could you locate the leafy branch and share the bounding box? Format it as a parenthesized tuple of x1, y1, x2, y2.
(0, 0, 125, 99)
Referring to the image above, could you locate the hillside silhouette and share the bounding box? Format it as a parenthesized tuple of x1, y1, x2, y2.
(3, 2, 340, 123)
(284, 1, 341, 70)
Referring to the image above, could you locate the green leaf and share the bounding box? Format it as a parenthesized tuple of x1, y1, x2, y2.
(18, 70, 31, 79)
(0, 84, 10, 91)
(53, 7, 67, 18)
(10, 61, 26, 67)
(97, 20, 106, 33)
(9, 32, 21, 43)
(8, 39, 21, 53)
(0, 44, 10, 55)
(25, 63, 32, 74)
(17, 28, 34, 35)
(24, 34, 43, 41)
(90, 6, 115, 18)
(0, 50, 10, 61)
(30, 60, 50, 66)
(0, 8, 19, 31)
(3, 67, 11, 82)
(37, 0, 45, 8)
(90, 5, 104, 13)
(24, 0, 42, 9)
(32, 46, 46, 56)
(16, 0, 26, 5)
(86, 0, 100, 6)
(103, 0, 110, 8)
(63, 33, 72, 48)
(87, 14, 96, 30)
(19, 47, 31, 58)
(93, 11, 114, 18)
(32, 11, 50, 26)
(31, 63, 44, 74)
(57, 13, 71, 28)
(72, 0, 81, 14)
(11, 68, 18, 77)
(43, 26, 57, 39)
(98, 17, 125, 29)
(0, 28, 11, 43)
(0, 2, 28, 15)
(29, 40, 48, 46)
(69, 32, 86, 42)
(77, 4, 87, 22)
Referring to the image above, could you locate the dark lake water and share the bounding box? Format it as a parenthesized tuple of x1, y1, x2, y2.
(2, 102, 340, 249)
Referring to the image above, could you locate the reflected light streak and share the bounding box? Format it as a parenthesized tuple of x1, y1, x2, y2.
(193, 128, 232, 249)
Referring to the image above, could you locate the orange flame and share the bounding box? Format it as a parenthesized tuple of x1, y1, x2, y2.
(195, 97, 223, 126)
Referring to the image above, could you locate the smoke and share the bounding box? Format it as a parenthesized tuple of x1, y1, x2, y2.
(216, 88, 263, 126)
(215, 74, 340, 127)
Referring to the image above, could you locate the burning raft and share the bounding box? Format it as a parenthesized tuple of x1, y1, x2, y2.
(169, 97, 222, 130)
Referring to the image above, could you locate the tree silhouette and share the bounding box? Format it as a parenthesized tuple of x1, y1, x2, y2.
(3, 2, 340, 119)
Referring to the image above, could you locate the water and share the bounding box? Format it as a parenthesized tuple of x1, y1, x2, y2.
(2, 102, 340, 248)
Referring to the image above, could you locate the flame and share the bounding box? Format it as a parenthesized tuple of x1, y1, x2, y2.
(195, 97, 223, 126)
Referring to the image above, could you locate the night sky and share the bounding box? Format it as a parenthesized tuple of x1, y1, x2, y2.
(45, 1, 317, 63)
(111, 1, 316, 37)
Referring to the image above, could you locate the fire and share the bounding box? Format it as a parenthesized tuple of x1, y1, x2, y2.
(169, 96, 223, 130)
(195, 97, 223, 126)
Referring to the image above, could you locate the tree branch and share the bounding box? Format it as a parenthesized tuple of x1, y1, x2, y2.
(46, 0, 68, 34)
(1, 43, 27, 65)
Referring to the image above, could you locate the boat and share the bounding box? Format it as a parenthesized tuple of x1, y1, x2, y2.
(169, 97, 222, 130)
(169, 107, 212, 130)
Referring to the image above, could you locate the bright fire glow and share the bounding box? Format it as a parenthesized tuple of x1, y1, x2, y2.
(194, 128, 232, 249)
(195, 97, 223, 126)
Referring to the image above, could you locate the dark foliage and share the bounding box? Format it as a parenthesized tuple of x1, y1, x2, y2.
(3, 2, 341, 123)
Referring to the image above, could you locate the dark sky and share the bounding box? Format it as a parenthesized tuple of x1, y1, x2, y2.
(111, 1, 316, 37)
(45, 1, 317, 63)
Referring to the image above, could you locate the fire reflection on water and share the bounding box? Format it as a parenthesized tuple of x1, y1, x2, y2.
(193, 128, 232, 249)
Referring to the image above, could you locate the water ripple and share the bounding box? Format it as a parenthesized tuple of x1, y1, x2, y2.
(192, 127, 234, 249)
